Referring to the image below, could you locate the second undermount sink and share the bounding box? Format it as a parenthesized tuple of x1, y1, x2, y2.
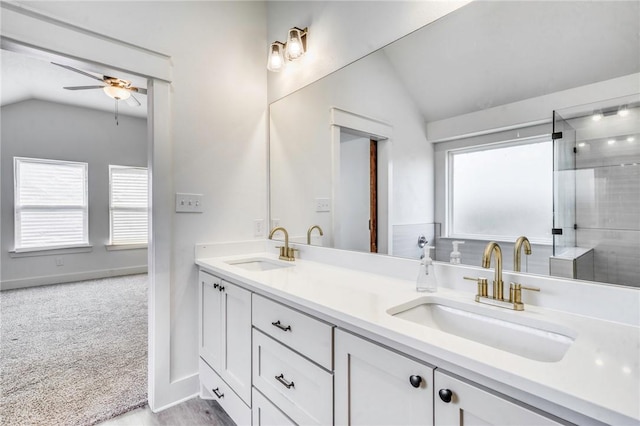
(387, 296, 576, 362)
(225, 257, 294, 272)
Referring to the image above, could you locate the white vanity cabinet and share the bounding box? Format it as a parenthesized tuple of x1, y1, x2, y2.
(434, 372, 565, 426)
(252, 387, 296, 426)
(335, 329, 434, 426)
(252, 294, 334, 426)
(336, 330, 567, 426)
(198, 270, 252, 423)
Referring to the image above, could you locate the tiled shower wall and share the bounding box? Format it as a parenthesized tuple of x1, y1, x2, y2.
(574, 119, 640, 287)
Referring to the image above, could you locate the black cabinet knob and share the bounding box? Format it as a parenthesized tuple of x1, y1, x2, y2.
(439, 388, 453, 403)
(409, 375, 422, 388)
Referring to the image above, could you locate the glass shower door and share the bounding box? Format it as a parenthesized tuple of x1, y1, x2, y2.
(552, 111, 576, 256)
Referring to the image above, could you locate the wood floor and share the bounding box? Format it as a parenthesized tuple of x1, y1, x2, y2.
(99, 398, 235, 426)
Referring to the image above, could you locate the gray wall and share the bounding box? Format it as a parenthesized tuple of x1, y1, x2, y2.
(1, 99, 147, 289)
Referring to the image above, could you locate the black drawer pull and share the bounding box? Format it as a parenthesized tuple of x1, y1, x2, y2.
(213, 283, 219, 289)
(218, 285, 225, 292)
(271, 320, 292, 332)
(275, 374, 295, 389)
(212, 387, 224, 399)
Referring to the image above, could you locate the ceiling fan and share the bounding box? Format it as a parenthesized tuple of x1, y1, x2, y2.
(53, 62, 147, 107)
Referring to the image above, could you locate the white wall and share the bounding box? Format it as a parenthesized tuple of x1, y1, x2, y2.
(6, 0, 268, 408)
(266, 0, 470, 102)
(1, 100, 147, 289)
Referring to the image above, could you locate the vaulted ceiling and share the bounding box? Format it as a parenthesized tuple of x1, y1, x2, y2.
(1, 49, 148, 118)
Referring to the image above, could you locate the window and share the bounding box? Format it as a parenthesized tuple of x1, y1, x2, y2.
(447, 137, 553, 243)
(109, 165, 148, 246)
(14, 157, 89, 252)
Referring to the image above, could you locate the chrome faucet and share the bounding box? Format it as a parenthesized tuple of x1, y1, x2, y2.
(306, 225, 324, 245)
(513, 236, 532, 272)
(482, 241, 504, 300)
(268, 226, 296, 261)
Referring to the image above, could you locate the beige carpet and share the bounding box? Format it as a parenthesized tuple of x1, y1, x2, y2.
(0, 275, 148, 425)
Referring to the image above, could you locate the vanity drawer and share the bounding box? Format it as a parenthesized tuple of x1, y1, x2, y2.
(199, 358, 251, 426)
(252, 387, 296, 426)
(253, 329, 333, 426)
(252, 293, 333, 370)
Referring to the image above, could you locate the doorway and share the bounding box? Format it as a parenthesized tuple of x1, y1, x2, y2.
(337, 130, 380, 253)
(330, 107, 392, 254)
(0, 48, 151, 424)
(1, 5, 172, 411)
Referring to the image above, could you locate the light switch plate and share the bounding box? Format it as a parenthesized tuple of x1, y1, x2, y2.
(176, 193, 203, 213)
(315, 198, 331, 212)
(254, 219, 265, 237)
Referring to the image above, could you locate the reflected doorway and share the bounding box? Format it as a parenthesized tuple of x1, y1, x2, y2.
(336, 128, 386, 253)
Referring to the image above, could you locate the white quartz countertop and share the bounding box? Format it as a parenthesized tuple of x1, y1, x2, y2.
(196, 252, 640, 425)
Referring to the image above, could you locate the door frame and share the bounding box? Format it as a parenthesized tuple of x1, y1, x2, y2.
(1, 3, 176, 411)
(330, 107, 392, 254)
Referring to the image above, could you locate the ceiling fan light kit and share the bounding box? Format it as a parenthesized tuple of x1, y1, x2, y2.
(103, 85, 131, 101)
(53, 62, 147, 125)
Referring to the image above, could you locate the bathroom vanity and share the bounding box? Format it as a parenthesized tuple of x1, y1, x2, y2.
(195, 242, 639, 426)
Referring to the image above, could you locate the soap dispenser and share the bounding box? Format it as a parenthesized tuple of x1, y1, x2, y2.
(417, 246, 438, 292)
(450, 240, 465, 264)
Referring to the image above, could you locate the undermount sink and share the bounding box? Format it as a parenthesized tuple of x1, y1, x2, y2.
(387, 296, 576, 362)
(225, 257, 294, 272)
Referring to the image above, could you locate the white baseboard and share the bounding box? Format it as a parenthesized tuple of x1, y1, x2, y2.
(0, 265, 148, 291)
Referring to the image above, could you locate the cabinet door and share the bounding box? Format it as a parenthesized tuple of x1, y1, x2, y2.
(199, 271, 222, 370)
(434, 371, 565, 426)
(335, 330, 434, 426)
(220, 280, 252, 405)
(252, 387, 296, 426)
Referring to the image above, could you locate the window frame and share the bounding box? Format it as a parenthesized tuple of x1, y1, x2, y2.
(108, 164, 149, 248)
(445, 135, 553, 244)
(13, 157, 90, 253)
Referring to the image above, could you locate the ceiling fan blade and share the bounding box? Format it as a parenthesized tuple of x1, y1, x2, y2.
(52, 62, 105, 82)
(126, 94, 142, 107)
(63, 85, 105, 90)
(130, 87, 148, 95)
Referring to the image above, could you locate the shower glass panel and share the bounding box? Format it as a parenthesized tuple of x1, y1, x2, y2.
(553, 94, 640, 286)
(552, 112, 576, 256)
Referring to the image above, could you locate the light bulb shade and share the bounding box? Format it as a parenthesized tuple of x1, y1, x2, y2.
(267, 42, 285, 72)
(103, 85, 131, 100)
(285, 27, 306, 61)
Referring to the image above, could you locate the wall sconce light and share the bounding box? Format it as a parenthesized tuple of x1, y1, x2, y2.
(267, 41, 286, 72)
(267, 27, 308, 72)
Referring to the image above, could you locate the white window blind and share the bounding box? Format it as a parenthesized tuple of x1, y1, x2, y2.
(109, 165, 148, 245)
(14, 157, 89, 251)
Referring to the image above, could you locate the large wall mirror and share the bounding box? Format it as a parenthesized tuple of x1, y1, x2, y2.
(269, 1, 640, 287)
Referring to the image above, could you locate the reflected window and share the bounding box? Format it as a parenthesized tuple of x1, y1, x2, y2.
(448, 138, 553, 243)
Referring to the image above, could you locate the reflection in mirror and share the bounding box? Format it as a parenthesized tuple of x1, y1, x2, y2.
(269, 1, 640, 287)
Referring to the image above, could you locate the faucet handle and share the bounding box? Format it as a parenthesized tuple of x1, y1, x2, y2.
(509, 283, 540, 304)
(463, 276, 489, 298)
